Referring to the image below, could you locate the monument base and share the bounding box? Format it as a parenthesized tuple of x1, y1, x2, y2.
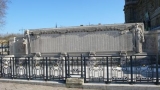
(66, 78, 84, 88)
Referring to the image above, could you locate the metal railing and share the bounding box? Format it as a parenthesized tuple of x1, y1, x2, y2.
(0, 54, 159, 84)
(83, 55, 159, 84)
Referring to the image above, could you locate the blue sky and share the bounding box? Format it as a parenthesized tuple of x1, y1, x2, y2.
(2, 0, 125, 34)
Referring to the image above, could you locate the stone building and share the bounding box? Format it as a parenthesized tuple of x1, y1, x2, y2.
(124, 0, 160, 30)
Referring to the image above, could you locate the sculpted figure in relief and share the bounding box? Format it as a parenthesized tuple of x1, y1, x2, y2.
(135, 23, 145, 53)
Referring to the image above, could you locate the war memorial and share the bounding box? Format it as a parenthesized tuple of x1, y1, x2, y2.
(0, 23, 160, 89)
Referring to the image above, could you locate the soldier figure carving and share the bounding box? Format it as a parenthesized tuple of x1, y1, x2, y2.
(135, 23, 145, 53)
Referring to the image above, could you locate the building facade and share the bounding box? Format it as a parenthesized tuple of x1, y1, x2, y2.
(124, 0, 160, 30)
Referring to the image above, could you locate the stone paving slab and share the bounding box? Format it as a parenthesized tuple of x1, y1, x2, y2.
(0, 79, 160, 90)
(0, 82, 94, 90)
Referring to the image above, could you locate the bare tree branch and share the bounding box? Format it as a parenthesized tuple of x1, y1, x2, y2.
(0, 0, 9, 26)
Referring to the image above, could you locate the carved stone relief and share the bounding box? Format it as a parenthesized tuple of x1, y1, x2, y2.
(130, 23, 145, 53)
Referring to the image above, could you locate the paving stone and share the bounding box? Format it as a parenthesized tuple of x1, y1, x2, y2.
(0, 82, 94, 90)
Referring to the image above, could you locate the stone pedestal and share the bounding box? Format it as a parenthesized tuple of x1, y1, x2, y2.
(66, 78, 84, 88)
(120, 51, 127, 66)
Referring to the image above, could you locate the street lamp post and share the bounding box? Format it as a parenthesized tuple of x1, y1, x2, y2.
(19, 28, 25, 36)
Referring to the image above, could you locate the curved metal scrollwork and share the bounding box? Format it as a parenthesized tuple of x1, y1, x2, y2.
(32, 60, 44, 79)
(50, 59, 63, 79)
(1, 58, 12, 78)
(86, 58, 104, 82)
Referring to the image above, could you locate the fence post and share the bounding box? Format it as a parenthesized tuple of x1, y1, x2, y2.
(0, 57, 2, 77)
(105, 56, 110, 84)
(12, 57, 15, 79)
(65, 56, 67, 79)
(46, 57, 48, 81)
(28, 57, 31, 80)
(156, 54, 159, 85)
(10, 57, 12, 79)
(130, 56, 133, 84)
(84, 57, 87, 83)
(8, 41, 9, 55)
(2, 43, 3, 55)
(68, 55, 70, 78)
(81, 54, 83, 78)
(25, 58, 27, 79)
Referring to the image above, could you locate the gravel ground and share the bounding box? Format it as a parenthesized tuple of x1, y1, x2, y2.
(0, 82, 95, 90)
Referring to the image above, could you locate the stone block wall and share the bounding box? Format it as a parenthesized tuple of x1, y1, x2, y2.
(143, 31, 158, 54)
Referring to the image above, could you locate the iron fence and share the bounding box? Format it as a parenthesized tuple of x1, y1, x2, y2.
(0, 54, 160, 85)
(83, 55, 159, 84)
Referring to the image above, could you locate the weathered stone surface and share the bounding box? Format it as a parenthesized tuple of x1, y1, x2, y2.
(143, 31, 158, 54)
(9, 23, 147, 56)
(9, 37, 26, 55)
(0, 79, 160, 90)
(66, 78, 84, 88)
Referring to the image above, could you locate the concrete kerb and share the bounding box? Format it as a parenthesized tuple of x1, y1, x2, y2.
(83, 83, 160, 90)
(0, 79, 160, 90)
